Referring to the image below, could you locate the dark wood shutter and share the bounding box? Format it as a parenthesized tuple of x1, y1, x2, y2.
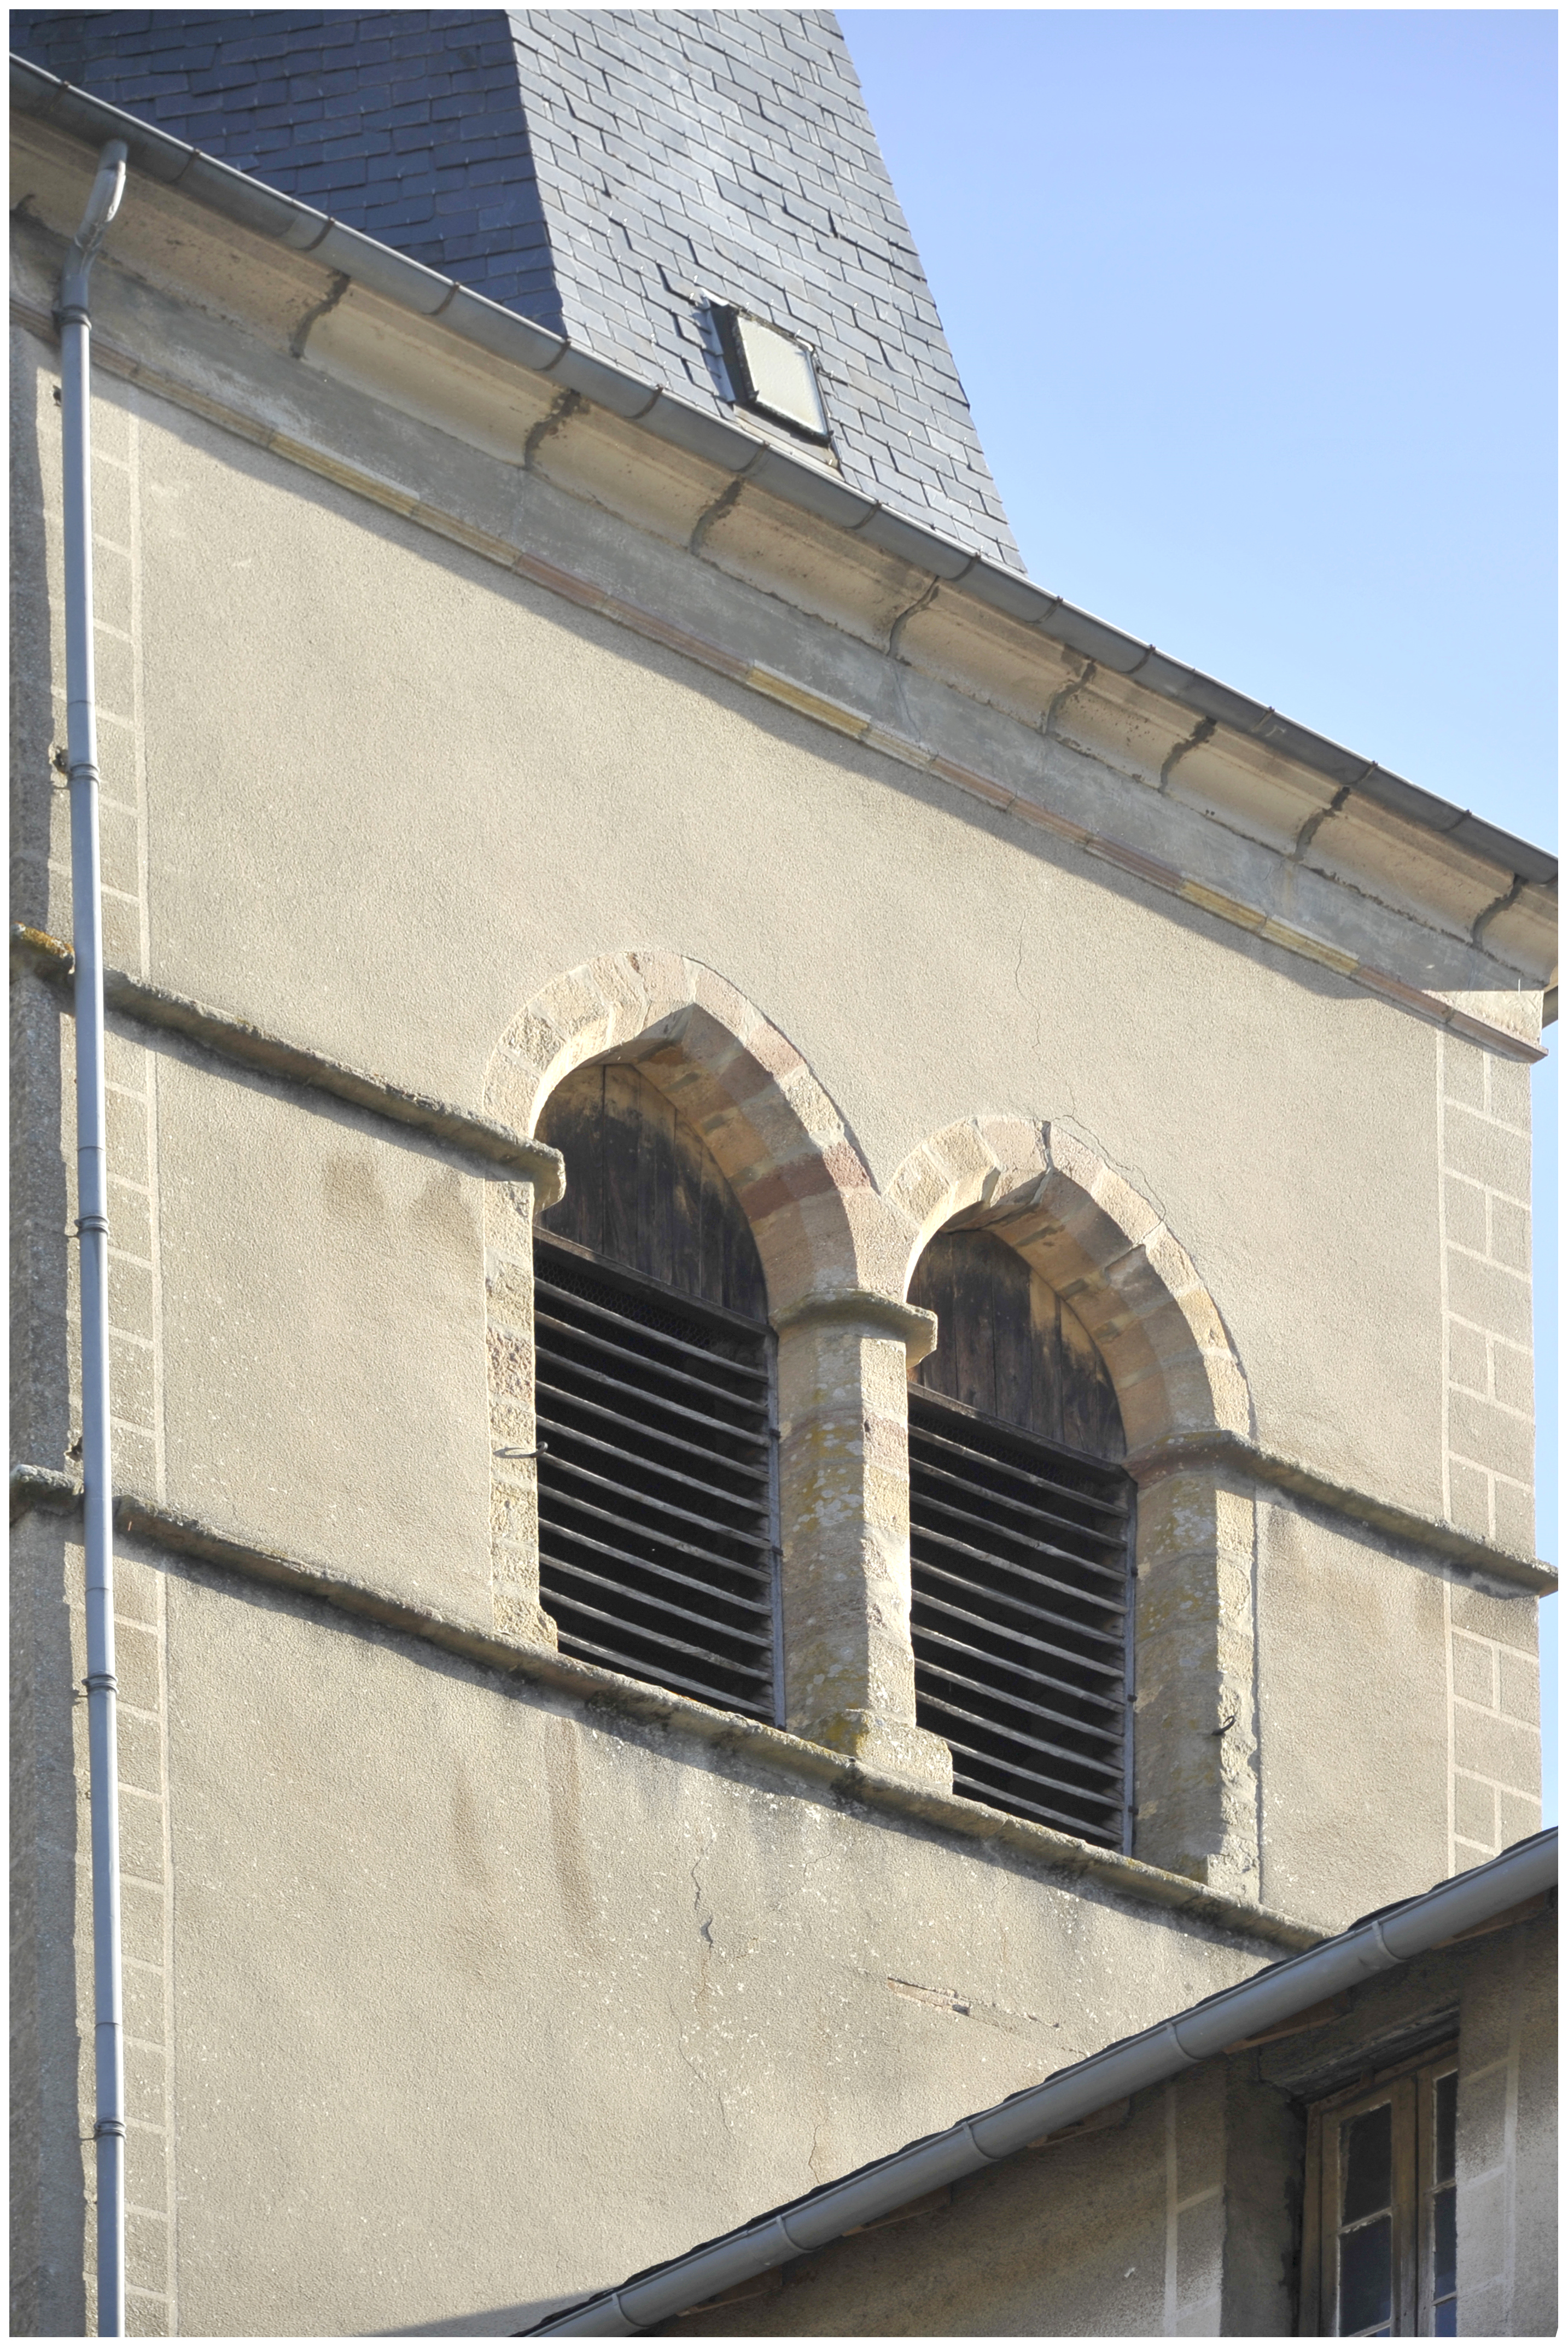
(908, 1230, 1132, 1848)
(910, 1227, 1124, 1458)
(534, 1066, 778, 1721)
(537, 1062, 766, 1321)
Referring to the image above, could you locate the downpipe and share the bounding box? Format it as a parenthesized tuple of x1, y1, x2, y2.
(58, 137, 130, 2342)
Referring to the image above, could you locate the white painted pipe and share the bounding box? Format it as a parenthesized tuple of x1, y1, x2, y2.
(529, 1828, 1557, 2334)
(59, 135, 130, 2343)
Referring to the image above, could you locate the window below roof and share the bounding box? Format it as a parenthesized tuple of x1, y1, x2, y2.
(1303, 2046, 1460, 2336)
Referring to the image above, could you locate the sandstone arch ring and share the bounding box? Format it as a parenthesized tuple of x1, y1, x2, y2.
(886, 1115, 1252, 1456)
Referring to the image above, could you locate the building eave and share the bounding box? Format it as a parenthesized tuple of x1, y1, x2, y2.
(522, 1832, 1558, 2336)
(11, 61, 1558, 1057)
(11, 53, 1557, 908)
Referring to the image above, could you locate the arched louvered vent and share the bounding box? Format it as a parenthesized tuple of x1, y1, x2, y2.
(534, 1064, 778, 1722)
(908, 1228, 1132, 1850)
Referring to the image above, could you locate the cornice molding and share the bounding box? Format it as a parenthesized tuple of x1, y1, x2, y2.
(7, 279, 1548, 1063)
(4, 61, 1552, 878)
(8, 83, 1558, 1040)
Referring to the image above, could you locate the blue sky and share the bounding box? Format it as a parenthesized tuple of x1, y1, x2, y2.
(841, 7, 1558, 1818)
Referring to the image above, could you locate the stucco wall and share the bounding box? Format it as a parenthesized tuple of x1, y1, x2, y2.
(14, 343, 1534, 1883)
(1455, 1909, 1557, 2337)
(664, 1910, 1556, 2342)
(155, 1055, 498, 1621)
(666, 2071, 1228, 2339)
(17, 348, 1472, 1519)
(14, 1526, 1283, 2339)
(1255, 1507, 1538, 1931)
(8, 217, 1550, 2341)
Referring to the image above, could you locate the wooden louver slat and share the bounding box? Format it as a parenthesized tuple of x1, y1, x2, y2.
(534, 1237, 779, 1722)
(908, 1387, 1132, 1850)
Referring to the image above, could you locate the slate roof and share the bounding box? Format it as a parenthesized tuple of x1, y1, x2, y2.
(10, 7, 1023, 568)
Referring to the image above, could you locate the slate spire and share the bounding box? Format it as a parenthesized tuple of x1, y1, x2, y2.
(14, 9, 1022, 566)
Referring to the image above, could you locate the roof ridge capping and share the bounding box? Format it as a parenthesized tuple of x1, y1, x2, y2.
(9, 53, 1557, 893)
(524, 1830, 1557, 2336)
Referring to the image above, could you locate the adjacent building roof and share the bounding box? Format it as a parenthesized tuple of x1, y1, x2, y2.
(9, 50, 1558, 900)
(522, 1830, 1558, 2337)
(10, 7, 1024, 568)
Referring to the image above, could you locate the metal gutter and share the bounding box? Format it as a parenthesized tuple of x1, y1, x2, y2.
(523, 1831, 1557, 2335)
(10, 54, 1557, 896)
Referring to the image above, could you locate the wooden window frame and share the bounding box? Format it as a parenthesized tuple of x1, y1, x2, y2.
(1300, 2041, 1460, 2338)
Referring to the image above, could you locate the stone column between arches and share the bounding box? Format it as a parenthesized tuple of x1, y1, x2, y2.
(1126, 1460, 1262, 1905)
(771, 1290, 950, 1787)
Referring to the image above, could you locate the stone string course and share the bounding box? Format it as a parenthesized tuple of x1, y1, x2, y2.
(13, 934, 1550, 1597)
(9, 1463, 1322, 1962)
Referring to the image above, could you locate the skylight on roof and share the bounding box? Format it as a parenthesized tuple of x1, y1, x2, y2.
(712, 306, 830, 444)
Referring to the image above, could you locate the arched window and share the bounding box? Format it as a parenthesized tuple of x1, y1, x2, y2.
(907, 1227, 1132, 1849)
(533, 1063, 779, 1723)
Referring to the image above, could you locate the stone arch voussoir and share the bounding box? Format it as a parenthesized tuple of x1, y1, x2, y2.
(484, 950, 880, 1308)
(886, 1115, 1251, 1451)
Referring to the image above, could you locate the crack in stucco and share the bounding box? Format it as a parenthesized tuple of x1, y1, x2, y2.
(666, 1992, 733, 2137)
(1471, 873, 1525, 948)
(887, 575, 938, 659)
(687, 473, 746, 554)
(1290, 781, 1353, 861)
(1042, 657, 1096, 740)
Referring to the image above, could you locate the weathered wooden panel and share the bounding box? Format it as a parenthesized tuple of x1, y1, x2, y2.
(911, 1228, 1124, 1461)
(1059, 1292, 1124, 1460)
(538, 1062, 768, 1323)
